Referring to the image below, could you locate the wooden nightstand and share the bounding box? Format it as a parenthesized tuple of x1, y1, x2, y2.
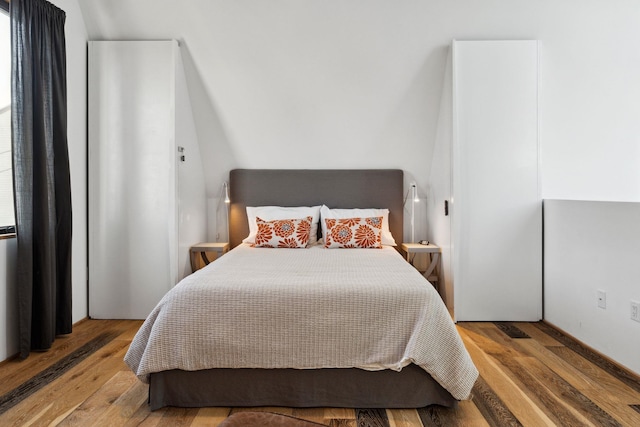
(401, 242, 442, 291)
(189, 242, 230, 272)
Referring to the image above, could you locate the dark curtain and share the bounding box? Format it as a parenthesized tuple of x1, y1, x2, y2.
(11, 0, 72, 358)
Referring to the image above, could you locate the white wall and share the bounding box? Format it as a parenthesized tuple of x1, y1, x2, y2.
(0, 239, 17, 360)
(78, 0, 640, 241)
(74, 1, 640, 371)
(0, 0, 88, 361)
(544, 200, 640, 376)
(1, 0, 635, 360)
(56, 0, 89, 325)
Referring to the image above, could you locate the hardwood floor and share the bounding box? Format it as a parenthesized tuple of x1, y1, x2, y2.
(0, 319, 639, 426)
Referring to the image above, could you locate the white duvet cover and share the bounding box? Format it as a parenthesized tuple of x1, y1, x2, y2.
(124, 244, 478, 400)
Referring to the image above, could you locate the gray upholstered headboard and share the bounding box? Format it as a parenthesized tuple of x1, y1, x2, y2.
(228, 169, 404, 249)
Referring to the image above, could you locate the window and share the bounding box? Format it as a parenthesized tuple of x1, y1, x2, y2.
(0, 6, 15, 234)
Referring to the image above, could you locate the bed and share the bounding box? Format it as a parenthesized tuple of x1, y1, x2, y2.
(124, 169, 478, 410)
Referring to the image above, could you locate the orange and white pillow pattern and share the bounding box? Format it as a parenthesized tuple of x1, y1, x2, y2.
(254, 216, 313, 248)
(324, 217, 383, 249)
(244, 206, 321, 245)
(319, 205, 396, 246)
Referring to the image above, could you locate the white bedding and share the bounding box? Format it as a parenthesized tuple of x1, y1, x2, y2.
(124, 244, 478, 400)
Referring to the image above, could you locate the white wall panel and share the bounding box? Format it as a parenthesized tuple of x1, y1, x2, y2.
(89, 41, 205, 319)
(452, 40, 541, 321)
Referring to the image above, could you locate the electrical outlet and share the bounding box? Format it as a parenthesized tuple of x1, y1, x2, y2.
(631, 301, 640, 323)
(597, 290, 606, 309)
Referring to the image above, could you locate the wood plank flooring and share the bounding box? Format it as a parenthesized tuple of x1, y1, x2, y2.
(0, 319, 639, 426)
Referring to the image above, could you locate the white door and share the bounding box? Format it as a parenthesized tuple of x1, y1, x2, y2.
(452, 40, 541, 321)
(88, 41, 177, 319)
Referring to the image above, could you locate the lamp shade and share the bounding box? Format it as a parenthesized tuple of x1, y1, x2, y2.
(223, 181, 230, 204)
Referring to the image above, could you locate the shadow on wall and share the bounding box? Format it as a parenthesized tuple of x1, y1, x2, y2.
(426, 45, 453, 309)
(373, 45, 449, 184)
(179, 42, 238, 240)
(179, 41, 238, 197)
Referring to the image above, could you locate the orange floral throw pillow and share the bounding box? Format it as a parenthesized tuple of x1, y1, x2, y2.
(254, 216, 313, 248)
(324, 217, 383, 249)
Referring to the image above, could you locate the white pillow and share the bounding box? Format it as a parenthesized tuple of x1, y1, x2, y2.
(244, 206, 321, 245)
(320, 205, 396, 246)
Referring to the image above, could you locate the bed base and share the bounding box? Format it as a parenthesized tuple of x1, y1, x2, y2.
(148, 365, 457, 411)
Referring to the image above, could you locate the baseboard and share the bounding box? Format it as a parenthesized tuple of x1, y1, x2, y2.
(542, 319, 640, 381)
